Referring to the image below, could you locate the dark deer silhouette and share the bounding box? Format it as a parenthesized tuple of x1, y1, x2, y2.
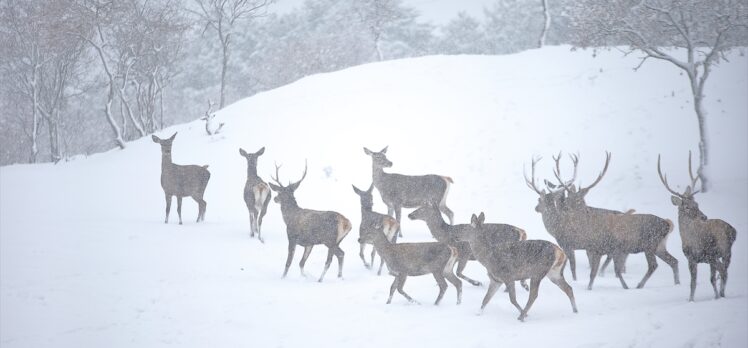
(152, 132, 210, 224)
(269, 162, 352, 282)
(240, 147, 271, 242)
(658, 152, 736, 301)
(364, 146, 453, 237)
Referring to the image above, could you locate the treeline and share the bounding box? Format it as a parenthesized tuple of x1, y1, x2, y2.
(1, 0, 745, 166)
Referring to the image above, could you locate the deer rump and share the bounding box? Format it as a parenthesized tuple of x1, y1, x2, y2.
(378, 173, 448, 208)
(285, 210, 349, 245)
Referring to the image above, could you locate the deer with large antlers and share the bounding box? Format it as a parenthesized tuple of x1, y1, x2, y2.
(152, 132, 210, 224)
(364, 146, 454, 238)
(269, 162, 352, 282)
(240, 147, 271, 243)
(527, 153, 679, 290)
(658, 152, 736, 301)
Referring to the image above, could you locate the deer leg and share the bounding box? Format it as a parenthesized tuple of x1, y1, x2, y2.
(546, 266, 578, 313)
(249, 213, 256, 238)
(587, 252, 602, 290)
(519, 277, 542, 322)
(432, 273, 448, 305)
(176, 196, 183, 225)
(599, 255, 613, 276)
(282, 242, 296, 279)
(480, 278, 501, 314)
(164, 194, 172, 223)
(370, 247, 376, 269)
(688, 259, 697, 302)
(359, 243, 370, 269)
(720, 254, 730, 298)
(444, 269, 462, 305)
(318, 247, 335, 283)
(333, 246, 345, 278)
(656, 249, 680, 285)
(614, 253, 630, 289)
(440, 204, 454, 225)
(394, 207, 403, 238)
(635, 252, 658, 289)
(299, 246, 314, 277)
(258, 193, 271, 237)
(396, 275, 417, 304)
(377, 254, 386, 276)
(456, 257, 481, 286)
(505, 281, 524, 319)
(564, 246, 577, 281)
(387, 275, 404, 304)
(709, 263, 719, 299)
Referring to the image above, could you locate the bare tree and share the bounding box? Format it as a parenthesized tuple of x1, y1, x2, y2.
(191, 0, 271, 108)
(570, 0, 748, 191)
(354, 0, 406, 61)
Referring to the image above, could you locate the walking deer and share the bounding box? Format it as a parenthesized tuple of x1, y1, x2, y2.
(352, 184, 399, 275)
(658, 152, 736, 301)
(455, 213, 577, 321)
(408, 204, 528, 288)
(269, 162, 352, 282)
(240, 147, 272, 242)
(364, 146, 454, 237)
(360, 220, 462, 305)
(526, 154, 678, 290)
(152, 132, 210, 224)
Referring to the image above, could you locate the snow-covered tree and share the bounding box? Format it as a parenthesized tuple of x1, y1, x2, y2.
(569, 0, 748, 191)
(436, 12, 486, 55)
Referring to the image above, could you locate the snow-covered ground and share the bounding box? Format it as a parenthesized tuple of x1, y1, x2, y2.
(1, 46, 746, 347)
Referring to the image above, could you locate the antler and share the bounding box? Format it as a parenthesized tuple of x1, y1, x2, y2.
(270, 162, 284, 187)
(656, 155, 684, 198)
(687, 151, 702, 195)
(523, 156, 544, 195)
(552, 152, 579, 192)
(289, 159, 308, 189)
(578, 151, 611, 193)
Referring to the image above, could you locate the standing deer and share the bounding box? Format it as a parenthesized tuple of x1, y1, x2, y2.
(364, 146, 454, 237)
(352, 183, 399, 275)
(360, 219, 462, 305)
(240, 147, 271, 243)
(454, 213, 577, 321)
(408, 204, 528, 288)
(152, 132, 210, 224)
(526, 154, 678, 290)
(269, 162, 352, 282)
(658, 152, 736, 301)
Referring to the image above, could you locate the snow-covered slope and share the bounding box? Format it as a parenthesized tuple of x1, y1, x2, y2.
(2, 46, 747, 347)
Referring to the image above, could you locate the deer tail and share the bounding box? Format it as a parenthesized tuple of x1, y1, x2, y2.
(624, 209, 636, 214)
(443, 245, 459, 275)
(518, 228, 527, 241)
(441, 176, 454, 184)
(336, 215, 352, 244)
(658, 219, 675, 252)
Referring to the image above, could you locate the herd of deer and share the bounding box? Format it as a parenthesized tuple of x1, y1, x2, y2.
(152, 133, 737, 321)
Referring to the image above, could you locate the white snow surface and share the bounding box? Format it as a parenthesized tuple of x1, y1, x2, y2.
(2, 46, 747, 347)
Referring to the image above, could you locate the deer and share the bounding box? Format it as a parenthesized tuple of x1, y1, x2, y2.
(363, 146, 454, 238)
(240, 147, 272, 243)
(152, 132, 210, 224)
(359, 218, 462, 305)
(526, 154, 678, 290)
(269, 161, 352, 282)
(352, 183, 399, 275)
(657, 152, 736, 301)
(408, 204, 528, 289)
(454, 213, 577, 321)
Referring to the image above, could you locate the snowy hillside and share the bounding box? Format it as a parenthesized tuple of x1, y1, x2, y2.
(1, 46, 746, 347)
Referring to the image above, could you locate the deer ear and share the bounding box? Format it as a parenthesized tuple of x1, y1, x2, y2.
(363, 147, 373, 155)
(151, 135, 160, 143)
(671, 196, 682, 206)
(470, 214, 479, 228)
(685, 186, 692, 195)
(169, 132, 177, 141)
(367, 183, 374, 193)
(352, 185, 362, 195)
(256, 147, 265, 156)
(380, 146, 388, 154)
(239, 148, 248, 156)
(478, 212, 485, 224)
(268, 183, 281, 192)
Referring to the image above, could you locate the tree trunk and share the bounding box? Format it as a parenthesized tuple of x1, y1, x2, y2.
(539, 0, 550, 48)
(30, 79, 39, 164)
(105, 84, 126, 149)
(688, 72, 709, 192)
(48, 114, 61, 163)
(220, 41, 229, 108)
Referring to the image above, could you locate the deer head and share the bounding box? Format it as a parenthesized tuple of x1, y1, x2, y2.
(268, 161, 308, 206)
(152, 132, 178, 157)
(239, 147, 265, 170)
(524, 156, 565, 212)
(352, 183, 375, 210)
(657, 152, 707, 220)
(363, 146, 392, 168)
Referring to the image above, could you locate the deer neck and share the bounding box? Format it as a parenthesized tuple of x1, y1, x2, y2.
(424, 216, 449, 241)
(372, 165, 387, 185)
(279, 199, 301, 218)
(246, 164, 258, 179)
(161, 153, 174, 171)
